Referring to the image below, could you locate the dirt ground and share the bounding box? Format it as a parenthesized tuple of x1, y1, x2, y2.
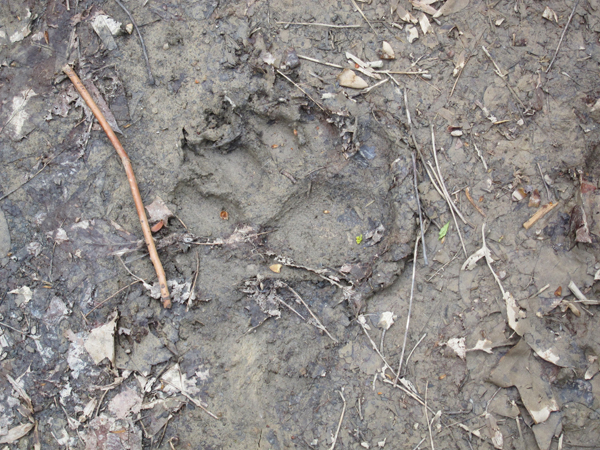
(1, 0, 600, 449)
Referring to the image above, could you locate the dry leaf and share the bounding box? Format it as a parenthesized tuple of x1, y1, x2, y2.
(433, 0, 470, 17)
(377, 311, 396, 330)
(83, 80, 123, 134)
(447, 337, 466, 359)
(380, 41, 395, 59)
(145, 197, 173, 225)
(108, 387, 143, 419)
(490, 339, 559, 424)
(220, 210, 229, 220)
(406, 25, 419, 43)
(0, 422, 34, 444)
(542, 6, 558, 22)
(269, 264, 282, 273)
(453, 51, 466, 77)
(8, 286, 33, 304)
(468, 339, 493, 354)
(411, 0, 438, 15)
(84, 313, 118, 366)
(529, 189, 541, 208)
(512, 187, 527, 202)
(338, 69, 369, 89)
(419, 13, 431, 34)
(485, 413, 504, 449)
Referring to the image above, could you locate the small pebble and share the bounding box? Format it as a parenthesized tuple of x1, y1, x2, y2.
(163, 43, 169, 50)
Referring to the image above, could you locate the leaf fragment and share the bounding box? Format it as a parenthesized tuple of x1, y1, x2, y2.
(438, 221, 450, 240)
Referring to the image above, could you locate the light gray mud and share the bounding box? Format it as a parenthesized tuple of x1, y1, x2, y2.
(1, 0, 600, 449)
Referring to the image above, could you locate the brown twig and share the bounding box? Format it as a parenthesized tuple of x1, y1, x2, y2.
(62, 64, 171, 308)
(465, 187, 486, 217)
(523, 202, 559, 229)
(275, 69, 325, 111)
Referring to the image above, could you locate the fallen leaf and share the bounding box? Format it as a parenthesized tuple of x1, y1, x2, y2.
(145, 197, 173, 225)
(220, 210, 229, 220)
(337, 69, 369, 89)
(512, 187, 527, 202)
(542, 6, 558, 22)
(411, 0, 438, 15)
(377, 311, 396, 330)
(8, 286, 33, 304)
(380, 41, 395, 59)
(108, 387, 142, 419)
(269, 264, 282, 273)
(406, 25, 419, 43)
(161, 363, 200, 396)
(83, 80, 123, 134)
(447, 337, 466, 359)
(485, 413, 504, 449)
(468, 339, 493, 354)
(489, 339, 559, 424)
(570, 205, 592, 243)
(433, 0, 470, 17)
(418, 13, 431, 34)
(0, 422, 34, 444)
(84, 312, 118, 366)
(438, 221, 450, 240)
(529, 189, 541, 207)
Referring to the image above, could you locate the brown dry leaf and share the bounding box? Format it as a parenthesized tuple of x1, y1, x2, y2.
(532, 412, 561, 450)
(485, 413, 503, 449)
(529, 189, 541, 207)
(570, 205, 592, 243)
(418, 13, 431, 34)
(337, 69, 368, 89)
(220, 210, 229, 220)
(433, 0, 470, 17)
(82, 415, 142, 450)
(108, 387, 143, 419)
(512, 187, 527, 202)
(145, 197, 174, 225)
(82, 80, 123, 134)
(84, 312, 118, 366)
(489, 339, 559, 424)
(0, 422, 34, 444)
(411, 0, 438, 15)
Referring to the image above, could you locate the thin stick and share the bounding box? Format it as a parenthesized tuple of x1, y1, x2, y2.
(376, 70, 429, 75)
(546, 0, 580, 74)
(522, 201, 559, 229)
(84, 281, 140, 318)
(62, 65, 171, 307)
(431, 126, 468, 256)
(329, 390, 346, 450)
(277, 21, 361, 28)
(277, 297, 307, 320)
(470, 136, 488, 171)
(394, 235, 420, 386)
(425, 382, 435, 450)
(465, 187, 486, 217)
(405, 333, 427, 369)
(353, 78, 388, 95)
(412, 153, 428, 266)
(481, 46, 526, 111)
(275, 69, 325, 111)
(281, 283, 338, 342)
(188, 250, 200, 311)
(298, 54, 344, 69)
(113, 0, 155, 85)
(450, 54, 470, 97)
(350, 0, 378, 36)
(537, 162, 554, 202)
(358, 317, 396, 375)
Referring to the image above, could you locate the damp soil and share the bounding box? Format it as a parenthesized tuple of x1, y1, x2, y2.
(1, 0, 600, 449)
